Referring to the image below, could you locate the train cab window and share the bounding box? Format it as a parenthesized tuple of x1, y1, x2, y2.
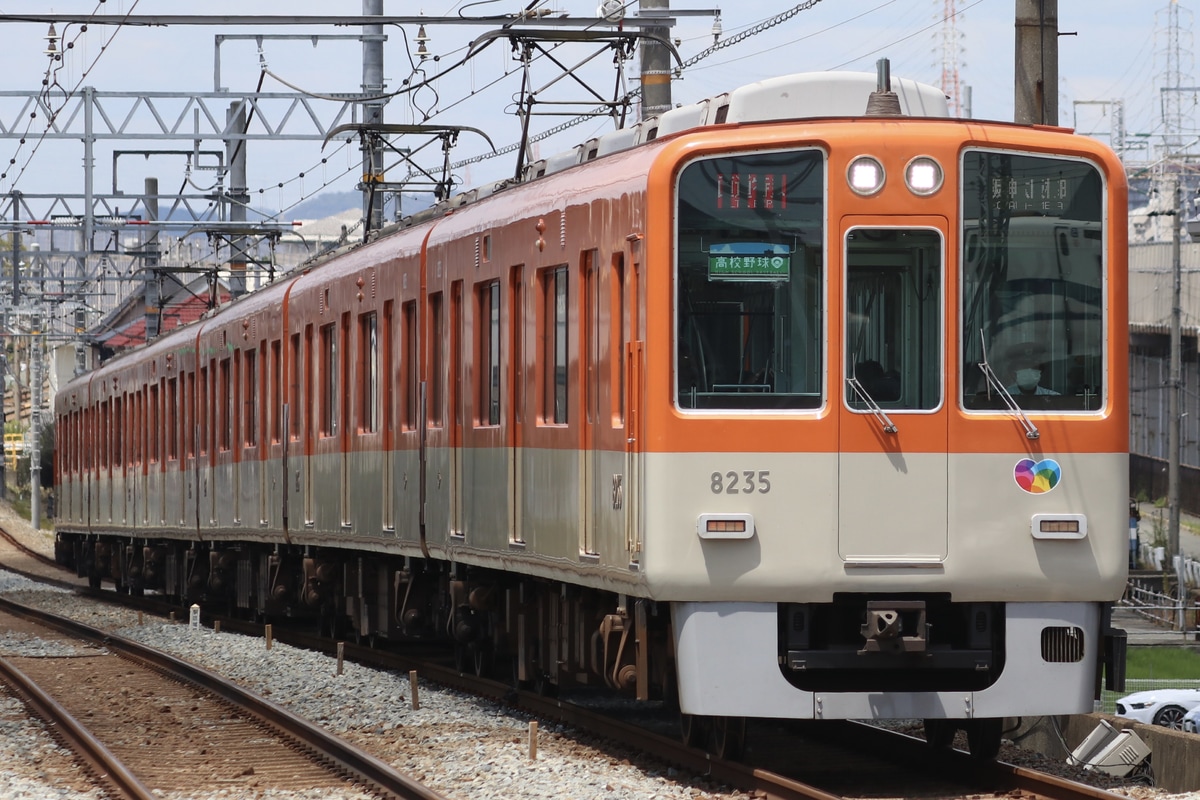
(675, 149, 824, 410)
(960, 151, 1106, 412)
(844, 228, 942, 412)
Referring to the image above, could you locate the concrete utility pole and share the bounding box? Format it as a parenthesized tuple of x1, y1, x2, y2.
(640, 0, 672, 119)
(1014, 0, 1058, 125)
(1170, 176, 1184, 628)
(226, 104, 249, 298)
(362, 0, 386, 236)
(144, 178, 161, 339)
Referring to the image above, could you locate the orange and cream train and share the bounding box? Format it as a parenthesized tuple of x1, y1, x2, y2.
(54, 70, 1129, 760)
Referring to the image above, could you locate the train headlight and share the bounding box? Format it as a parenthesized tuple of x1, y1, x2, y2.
(847, 156, 885, 196)
(904, 156, 943, 196)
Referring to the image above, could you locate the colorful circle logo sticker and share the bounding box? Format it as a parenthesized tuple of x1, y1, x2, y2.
(1014, 458, 1061, 494)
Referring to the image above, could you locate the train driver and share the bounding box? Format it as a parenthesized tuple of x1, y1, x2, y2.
(1004, 341, 1060, 396)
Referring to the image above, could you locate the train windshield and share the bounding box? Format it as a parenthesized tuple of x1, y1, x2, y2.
(675, 149, 824, 410)
(961, 151, 1106, 412)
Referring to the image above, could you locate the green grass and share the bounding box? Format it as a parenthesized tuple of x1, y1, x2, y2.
(1126, 647, 1200, 680)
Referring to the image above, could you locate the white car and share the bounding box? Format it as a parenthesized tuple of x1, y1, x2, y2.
(1183, 706, 1200, 734)
(1115, 688, 1200, 729)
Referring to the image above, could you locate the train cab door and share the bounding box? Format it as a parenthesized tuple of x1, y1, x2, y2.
(837, 221, 948, 564)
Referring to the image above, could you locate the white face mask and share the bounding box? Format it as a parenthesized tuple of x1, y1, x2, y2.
(1016, 368, 1041, 391)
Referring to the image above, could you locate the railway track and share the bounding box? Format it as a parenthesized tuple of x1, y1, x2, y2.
(0, 595, 446, 800)
(0, 521, 1146, 800)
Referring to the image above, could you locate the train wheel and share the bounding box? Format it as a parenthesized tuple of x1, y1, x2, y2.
(966, 718, 1002, 760)
(711, 716, 747, 761)
(680, 713, 709, 749)
(923, 718, 956, 749)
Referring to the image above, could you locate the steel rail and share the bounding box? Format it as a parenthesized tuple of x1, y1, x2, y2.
(0, 595, 448, 800)
(0, 653, 158, 800)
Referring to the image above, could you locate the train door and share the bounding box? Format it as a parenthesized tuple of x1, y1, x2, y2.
(509, 266, 525, 544)
(625, 243, 643, 561)
(382, 304, 395, 531)
(837, 221, 947, 563)
(582, 251, 600, 556)
(450, 280, 464, 536)
(303, 324, 315, 525)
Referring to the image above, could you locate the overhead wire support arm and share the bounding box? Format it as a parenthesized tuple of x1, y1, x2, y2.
(324, 123, 495, 205)
(486, 29, 681, 181)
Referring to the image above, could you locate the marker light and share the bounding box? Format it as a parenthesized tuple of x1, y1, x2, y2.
(847, 156, 885, 196)
(905, 156, 943, 196)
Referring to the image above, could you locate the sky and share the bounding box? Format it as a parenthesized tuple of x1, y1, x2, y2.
(0, 0, 1175, 223)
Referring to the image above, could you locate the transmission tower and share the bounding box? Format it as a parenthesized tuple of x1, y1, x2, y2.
(939, 0, 965, 117)
(1158, 0, 1195, 157)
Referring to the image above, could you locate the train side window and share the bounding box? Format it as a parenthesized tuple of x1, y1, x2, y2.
(960, 151, 1106, 412)
(477, 280, 501, 426)
(541, 266, 569, 425)
(245, 348, 258, 447)
(320, 322, 337, 437)
(402, 300, 417, 431)
(359, 311, 379, 434)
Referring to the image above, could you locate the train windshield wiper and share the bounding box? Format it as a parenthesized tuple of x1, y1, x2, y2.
(846, 371, 897, 434)
(977, 331, 1039, 440)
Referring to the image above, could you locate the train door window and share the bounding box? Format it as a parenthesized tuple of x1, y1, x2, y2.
(674, 149, 825, 410)
(271, 340, 282, 444)
(148, 384, 160, 464)
(402, 300, 417, 430)
(199, 367, 208, 456)
(509, 267, 524, 427)
(542, 266, 569, 424)
(320, 322, 337, 437)
(960, 151, 1106, 412)
(430, 292, 444, 427)
(186, 371, 195, 458)
(341, 312, 352, 438)
(844, 228, 942, 412)
(477, 280, 501, 426)
(382, 301, 394, 436)
(245, 349, 258, 447)
(167, 378, 178, 461)
(611, 253, 625, 425)
(289, 333, 302, 440)
(100, 401, 110, 471)
(219, 358, 232, 451)
(359, 312, 379, 434)
(134, 391, 143, 466)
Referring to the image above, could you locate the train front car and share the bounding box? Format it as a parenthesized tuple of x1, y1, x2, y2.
(643, 75, 1128, 759)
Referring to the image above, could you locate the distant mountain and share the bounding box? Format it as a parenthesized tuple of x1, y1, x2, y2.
(286, 190, 436, 221)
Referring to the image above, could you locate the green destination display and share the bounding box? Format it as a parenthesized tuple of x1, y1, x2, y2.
(708, 242, 792, 280)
